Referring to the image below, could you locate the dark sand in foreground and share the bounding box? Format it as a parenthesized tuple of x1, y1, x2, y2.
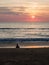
(0, 48, 49, 65)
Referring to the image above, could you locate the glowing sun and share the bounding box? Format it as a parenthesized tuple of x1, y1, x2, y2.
(32, 16, 35, 18)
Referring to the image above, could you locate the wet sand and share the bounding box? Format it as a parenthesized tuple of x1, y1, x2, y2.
(0, 41, 49, 48)
(0, 48, 49, 65)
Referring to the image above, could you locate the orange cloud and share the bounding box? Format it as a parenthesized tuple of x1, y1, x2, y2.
(0, 7, 49, 22)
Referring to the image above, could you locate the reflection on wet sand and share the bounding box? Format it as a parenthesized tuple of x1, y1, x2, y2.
(21, 46, 49, 48)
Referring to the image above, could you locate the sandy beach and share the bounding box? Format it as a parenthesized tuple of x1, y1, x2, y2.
(0, 48, 49, 65)
(0, 41, 49, 48)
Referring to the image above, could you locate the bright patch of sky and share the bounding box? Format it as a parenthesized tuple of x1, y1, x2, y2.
(0, 0, 49, 7)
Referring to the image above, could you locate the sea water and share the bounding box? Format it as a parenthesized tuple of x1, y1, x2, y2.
(0, 22, 49, 48)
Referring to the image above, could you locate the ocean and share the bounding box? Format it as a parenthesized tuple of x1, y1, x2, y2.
(0, 22, 49, 48)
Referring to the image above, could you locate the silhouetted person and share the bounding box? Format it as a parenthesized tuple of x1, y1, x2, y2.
(16, 43, 20, 48)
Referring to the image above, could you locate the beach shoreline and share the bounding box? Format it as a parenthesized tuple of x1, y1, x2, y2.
(0, 41, 49, 48)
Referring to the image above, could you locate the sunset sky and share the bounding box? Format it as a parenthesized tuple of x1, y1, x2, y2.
(0, 0, 49, 22)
